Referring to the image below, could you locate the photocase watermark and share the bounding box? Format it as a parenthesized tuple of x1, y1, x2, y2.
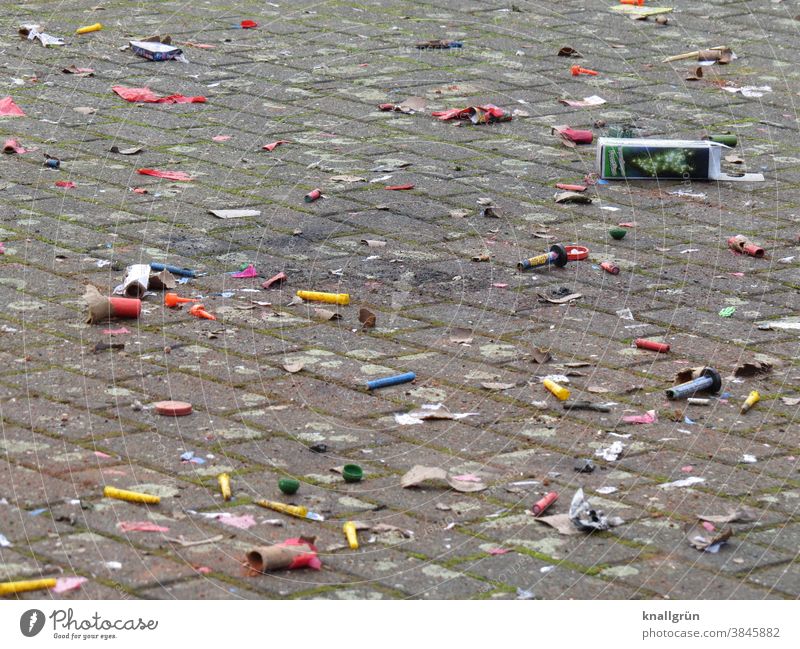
(20, 609, 45, 637)
(18, 608, 158, 641)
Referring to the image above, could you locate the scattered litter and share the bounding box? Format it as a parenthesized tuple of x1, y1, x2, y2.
(137, 168, 194, 181)
(432, 105, 511, 124)
(595, 441, 624, 461)
(53, 577, 88, 594)
(401, 465, 486, 492)
(559, 96, 606, 108)
(246, 537, 321, 573)
(118, 521, 169, 533)
(659, 477, 705, 489)
(394, 403, 477, 425)
(688, 525, 732, 553)
(0, 97, 24, 117)
(210, 208, 261, 219)
(263, 140, 290, 151)
(112, 86, 206, 104)
(622, 410, 657, 424)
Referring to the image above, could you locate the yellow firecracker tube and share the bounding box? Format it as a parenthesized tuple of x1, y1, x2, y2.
(543, 378, 570, 401)
(76, 23, 103, 34)
(343, 521, 359, 550)
(218, 473, 232, 501)
(0, 578, 57, 596)
(296, 290, 350, 306)
(103, 486, 160, 505)
(256, 500, 308, 519)
(741, 390, 760, 414)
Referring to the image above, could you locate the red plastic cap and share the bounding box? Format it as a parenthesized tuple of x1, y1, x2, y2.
(154, 400, 193, 416)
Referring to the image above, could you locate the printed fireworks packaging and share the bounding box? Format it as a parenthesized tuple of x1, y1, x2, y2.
(596, 137, 764, 182)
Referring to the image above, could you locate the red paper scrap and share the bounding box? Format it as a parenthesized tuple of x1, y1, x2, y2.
(137, 168, 194, 181)
(53, 577, 88, 593)
(262, 140, 289, 151)
(241, 20, 258, 29)
(0, 97, 25, 117)
(3, 139, 31, 154)
(118, 521, 170, 533)
(112, 85, 206, 104)
(262, 271, 287, 289)
(622, 410, 657, 424)
(384, 184, 414, 191)
(131, 187, 148, 194)
(55, 180, 76, 189)
(212, 135, 231, 142)
(102, 327, 130, 335)
(231, 263, 258, 278)
(555, 183, 586, 192)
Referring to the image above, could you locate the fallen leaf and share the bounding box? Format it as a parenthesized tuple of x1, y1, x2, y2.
(449, 328, 473, 344)
(555, 191, 592, 204)
(481, 382, 515, 390)
(449, 209, 469, 218)
(359, 308, 376, 329)
(697, 509, 757, 524)
(557, 46, 582, 58)
(109, 145, 142, 155)
(587, 385, 610, 394)
(472, 253, 491, 262)
(725, 154, 744, 164)
(532, 348, 552, 364)
(330, 174, 366, 183)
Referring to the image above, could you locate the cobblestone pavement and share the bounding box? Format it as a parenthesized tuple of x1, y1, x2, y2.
(1, 0, 799, 600)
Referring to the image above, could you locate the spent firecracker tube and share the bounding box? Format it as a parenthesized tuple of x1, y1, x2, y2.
(296, 290, 350, 305)
(218, 473, 232, 501)
(543, 378, 570, 401)
(741, 390, 760, 414)
(367, 372, 416, 390)
(666, 367, 721, 400)
(635, 339, 670, 353)
(103, 486, 160, 505)
(343, 521, 359, 549)
(531, 491, 559, 516)
(517, 244, 568, 271)
(600, 261, 620, 275)
(0, 578, 56, 596)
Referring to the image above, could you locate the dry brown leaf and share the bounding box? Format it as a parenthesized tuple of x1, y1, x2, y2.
(555, 191, 592, 204)
(587, 385, 610, 394)
(359, 308, 376, 329)
(532, 348, 552, 364)
(725, 154, 744, 164)
(449, 328, 473, 344)
(481, 382, 515, 390)
(330, 174, 366, 183)
(472, 253, 491, 262)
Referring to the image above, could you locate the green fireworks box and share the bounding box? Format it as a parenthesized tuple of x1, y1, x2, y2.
(596, 137, 764, 182)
